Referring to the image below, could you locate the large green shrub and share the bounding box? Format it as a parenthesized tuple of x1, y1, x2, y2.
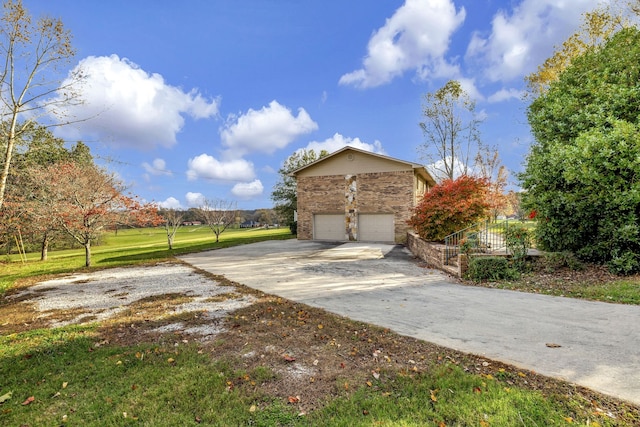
(521, 28, 640, 274)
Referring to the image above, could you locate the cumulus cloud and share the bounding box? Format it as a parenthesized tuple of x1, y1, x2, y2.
(142, 158, 172, 176)
(55, 55, 219, 149)
(466, 0, 600, 82)
(220, 100, 318, 158)
(339, 0, 465, 88)
(488, 88, 525, 103)
(231, 180, 264, 199)
(158, 197, 182, 209)
(186, 153, 256, 182)
(304, 133, 386, 155)
(185, 192, 205, 207)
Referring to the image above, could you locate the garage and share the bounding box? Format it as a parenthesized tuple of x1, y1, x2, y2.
(313, 214, 345, 241)
(358, 214, 395, 243)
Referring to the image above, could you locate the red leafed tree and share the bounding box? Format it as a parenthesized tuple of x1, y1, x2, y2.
(408, 175, 490, 241)
(38, 161, 161, 266)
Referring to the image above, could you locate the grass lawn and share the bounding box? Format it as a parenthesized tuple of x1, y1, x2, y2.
(1, 227, 639, 426)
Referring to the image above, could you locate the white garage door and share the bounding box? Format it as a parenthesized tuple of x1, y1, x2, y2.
(358, 214, 395, 243)
(314, 214, 345, 241)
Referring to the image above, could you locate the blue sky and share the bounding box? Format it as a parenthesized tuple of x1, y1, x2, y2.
(27, 0, 606, 209)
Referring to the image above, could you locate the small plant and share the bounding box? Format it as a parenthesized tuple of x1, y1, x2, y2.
(466, 256, 519, 282)
(505, 226, 531, 272)
(459, 238, 472, 256)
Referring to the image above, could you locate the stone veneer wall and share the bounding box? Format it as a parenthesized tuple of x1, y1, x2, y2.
(296, 170, 415, 243)
(406, 231, 464, 277)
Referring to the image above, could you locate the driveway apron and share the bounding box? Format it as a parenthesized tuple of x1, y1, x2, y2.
(180, 239, 640, 405)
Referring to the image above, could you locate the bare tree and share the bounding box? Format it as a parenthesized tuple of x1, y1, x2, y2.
(160, 208, 184, 249)
(473, 143, 508, 220)
(0, 0, 85, 210)
(418, 80, 482, 182)
(197, 199, 238, 243)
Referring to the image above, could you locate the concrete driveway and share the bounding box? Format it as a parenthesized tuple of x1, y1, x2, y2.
(180, 239, 640, 405)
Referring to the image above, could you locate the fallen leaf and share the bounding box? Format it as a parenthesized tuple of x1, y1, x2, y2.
(362, 409, 369, 415)
(62, 382, 68, 389)
(0, 391, 12, 404)
(473, 386, 482, 394)
(52, 392, 61, 398)
(288, 396, 300, 404)
(195, 416, 202, 423)
(430, 390, 438, 402)
(372, 371, 380, 380)
(366, 381, 372, 387)
(546, 343, 562, 348)
(480, 421, 490, 427)
(283, 354, 296, 362)
(167, 357, 175, 364)
(249, 405, 257, 413)
(21, 396, 35, 406)
(317, 324, 324, 329)
(517, 372, 527, 378)
(564, 416, 573, 423)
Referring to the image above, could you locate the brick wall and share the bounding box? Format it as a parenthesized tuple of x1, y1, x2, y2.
(296, 170, 415, 243)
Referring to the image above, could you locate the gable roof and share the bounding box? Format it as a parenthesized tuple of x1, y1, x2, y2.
(290, 146, 436, 185)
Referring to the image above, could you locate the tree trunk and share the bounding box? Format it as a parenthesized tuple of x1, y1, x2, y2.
(168, 235, 174, 250)
(41, 234, 50, 261)
(84, 241, 91, 267)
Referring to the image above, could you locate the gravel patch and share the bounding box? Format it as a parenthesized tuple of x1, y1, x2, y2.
(8, 263, 255, 333)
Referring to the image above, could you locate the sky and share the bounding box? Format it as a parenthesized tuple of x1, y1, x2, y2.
(25, 0, 609, 210)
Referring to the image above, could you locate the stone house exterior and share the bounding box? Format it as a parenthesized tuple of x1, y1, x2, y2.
(292, 146, 436, 243)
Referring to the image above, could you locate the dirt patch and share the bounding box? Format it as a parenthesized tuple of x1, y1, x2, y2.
(1, 262, 638, 422)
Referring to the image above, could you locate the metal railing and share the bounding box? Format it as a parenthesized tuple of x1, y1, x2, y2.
(443, 219, 512, 265)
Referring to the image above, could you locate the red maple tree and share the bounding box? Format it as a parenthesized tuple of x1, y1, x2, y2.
(408, 175, 490, 241)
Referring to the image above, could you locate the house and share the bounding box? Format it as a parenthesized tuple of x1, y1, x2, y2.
(291, 146, 436, 243)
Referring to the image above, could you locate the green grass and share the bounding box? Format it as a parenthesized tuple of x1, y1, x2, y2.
(0, 226, 293, 294)
(1, 327, 628, 427)
(496, 276, 640, 305)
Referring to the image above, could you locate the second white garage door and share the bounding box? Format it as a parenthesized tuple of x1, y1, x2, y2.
(358, 214, 395, 243)
(313, 214, 345, 241)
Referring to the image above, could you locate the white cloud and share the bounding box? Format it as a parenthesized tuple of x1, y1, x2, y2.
(158, 197, 182, 209)
(339, 0, 466, 88)
(488, 88, 525, 103)
(55, 55, 220, 149)
(304, 133, 386, 155)
(186, 153, 256, 182)
(220, 100, 318, 158)
(142, 158, 172, 176)
(185, 192, 205, 207)
(466, 0, 603, 82)
(231, 180, 264, 199)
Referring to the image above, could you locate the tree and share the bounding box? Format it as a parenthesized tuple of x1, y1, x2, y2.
(418, 80, 482, 181)
(521, 27, 640, 274)
(525, 6, 626, 96)
(271, 148, 328, 228)
(408, 175, 490, 241)
(1, 125, 84, 259)
(197, 198, 237, 243)
(0, 0, 85, 210)
(473, 143, 508, 220)
(160, 208, 184, 250)
(32, 161, 160, 267)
